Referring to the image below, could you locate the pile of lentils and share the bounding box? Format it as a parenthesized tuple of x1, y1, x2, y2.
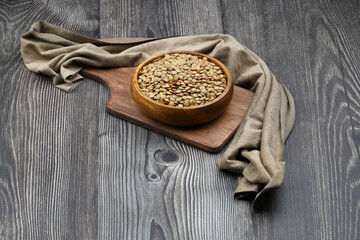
(137, 53, 227, 107)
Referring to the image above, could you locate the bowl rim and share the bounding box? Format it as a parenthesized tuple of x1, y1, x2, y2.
(132, 50, 233, 110)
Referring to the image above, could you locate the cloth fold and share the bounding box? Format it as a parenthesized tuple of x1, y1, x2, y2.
(20, 21, 295, 210)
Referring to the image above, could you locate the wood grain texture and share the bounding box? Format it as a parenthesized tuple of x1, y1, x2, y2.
(219, 0, 360, 239)
(97, 0, 254, 239)
(0, 0, 100, 239)
(1, 0, 360, 239)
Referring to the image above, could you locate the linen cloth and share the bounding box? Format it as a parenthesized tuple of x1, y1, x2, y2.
(21, 21, 295, 210)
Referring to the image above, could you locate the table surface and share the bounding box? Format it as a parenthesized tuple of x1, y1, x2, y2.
(1, 0, 359, 239)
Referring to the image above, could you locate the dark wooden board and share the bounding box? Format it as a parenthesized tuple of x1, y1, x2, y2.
(81, 67, 254, 153)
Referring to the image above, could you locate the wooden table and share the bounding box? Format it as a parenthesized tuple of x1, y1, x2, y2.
(1, 0, 359, 239)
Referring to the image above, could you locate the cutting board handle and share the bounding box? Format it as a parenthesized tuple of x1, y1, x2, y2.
(81, 67, 136, 93)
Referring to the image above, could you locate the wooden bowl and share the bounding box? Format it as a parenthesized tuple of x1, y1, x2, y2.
(131, 51, 233, 127)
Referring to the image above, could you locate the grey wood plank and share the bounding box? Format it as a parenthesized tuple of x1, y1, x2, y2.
(220, 0, 360, 239)
(0, 0, 100, 239)
(100, 0, 224, 38)
(97, 0, 256, 239)
(317, 1, 360, 239)
(322, 0, 360, 156)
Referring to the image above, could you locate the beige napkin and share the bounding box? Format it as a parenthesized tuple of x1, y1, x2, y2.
(21, 21, 295, 210)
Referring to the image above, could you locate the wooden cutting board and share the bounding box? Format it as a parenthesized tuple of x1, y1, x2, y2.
(81, 67, 254, 153)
